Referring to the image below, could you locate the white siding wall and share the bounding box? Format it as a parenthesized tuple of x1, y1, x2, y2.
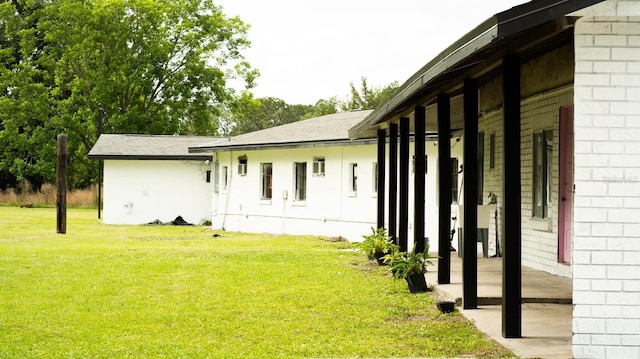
(103, 160, 213, 225)
(210, 141, 460, 246)
(573, 2, 640, 358)
(212, 145, 378, 241)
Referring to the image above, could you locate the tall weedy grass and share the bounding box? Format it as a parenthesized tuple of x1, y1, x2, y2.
(0, 181, 97, 208)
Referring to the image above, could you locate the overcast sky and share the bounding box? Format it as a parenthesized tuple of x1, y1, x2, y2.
(216, 0, 530, 105)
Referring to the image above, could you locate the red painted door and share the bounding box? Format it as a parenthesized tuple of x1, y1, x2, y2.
(558, 105, 573, 264)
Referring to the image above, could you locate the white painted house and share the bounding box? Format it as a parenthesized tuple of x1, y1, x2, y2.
(88, 134, 219, 225)
(89, 113, 464, 247)
(190, 110, 463, 245)
(347, 0, 640, 357)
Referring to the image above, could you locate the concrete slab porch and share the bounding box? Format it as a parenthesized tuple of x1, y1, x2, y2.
(424, 251, 573, 359)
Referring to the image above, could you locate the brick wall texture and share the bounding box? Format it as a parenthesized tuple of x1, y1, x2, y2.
(479, 86, 573, 277)
(572, 1, 640, 358)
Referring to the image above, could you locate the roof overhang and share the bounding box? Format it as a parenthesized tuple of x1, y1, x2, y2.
(349, 0, 605, 139)
(189, 138, 379, 153)
(88, 154, 212, 161)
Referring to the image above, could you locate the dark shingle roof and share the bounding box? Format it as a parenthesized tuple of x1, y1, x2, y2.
(191, 110, 374, 152)
(88, 134, 221, 160)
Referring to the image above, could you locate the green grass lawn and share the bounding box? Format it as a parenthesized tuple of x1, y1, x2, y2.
(0, 207, 514, 358)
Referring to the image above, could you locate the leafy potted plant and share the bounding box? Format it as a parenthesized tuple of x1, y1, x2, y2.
(357, 227, 398, 265)
(384, 245, 436, 293)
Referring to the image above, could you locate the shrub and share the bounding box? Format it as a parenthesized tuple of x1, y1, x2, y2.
(357, 227, 399, 264)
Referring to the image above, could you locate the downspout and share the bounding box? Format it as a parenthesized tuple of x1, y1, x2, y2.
(323, 146, 345, 223)
(282, 188, 287, 235)
(334, 146, 345, 221)
(221, 150, 232, 231)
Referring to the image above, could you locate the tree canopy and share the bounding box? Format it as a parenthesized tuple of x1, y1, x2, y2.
(0, 0, 399, 191)
(0, 0, 255, 190)
(226, 92, 313, 136)
(227, 78, 399, 136)
(342, 77, 398, 111)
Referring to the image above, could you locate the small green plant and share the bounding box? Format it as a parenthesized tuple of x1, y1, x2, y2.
(385, 245, 437, 291)
(357, 227, 399, 264)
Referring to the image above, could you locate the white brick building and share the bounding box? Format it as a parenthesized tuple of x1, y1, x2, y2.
(572, 2, 640, 358)
(349, 0, 640, 357)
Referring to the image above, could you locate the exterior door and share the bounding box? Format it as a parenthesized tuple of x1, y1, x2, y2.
(558, 105, 573, 264)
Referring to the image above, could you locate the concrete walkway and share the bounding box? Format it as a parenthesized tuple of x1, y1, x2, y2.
(424, 251, 573, 359)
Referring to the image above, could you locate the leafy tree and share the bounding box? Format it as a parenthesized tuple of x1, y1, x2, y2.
(300, 97, 340, 119)
(225, 79, 399, 136)
(0, 0, 255, 189)
(0, 0, 58, 190)
(342, 77, 399, 111)
(229, 92, 312, 135)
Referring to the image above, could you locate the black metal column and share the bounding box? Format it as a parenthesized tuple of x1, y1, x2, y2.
(377, 129, 386, 230)
(463, 78, 479, 310)
(399, 117, 410, 252)
(388, 123, 399, 244)
(502, 53, 522, 338)
(414, 106, 426, 254)
(437, 94, 452, 284)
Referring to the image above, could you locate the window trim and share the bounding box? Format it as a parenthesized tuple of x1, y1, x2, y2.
(260, 162, 273, 200)
(294, 162, 307, 202)
(349, 163, 358, 194)
(238, 155, 247, 176)
(533, 130, 553, 219)
(221, 165, 228, 191)
(372, 162, 378, 193)
(312, 157, 325, 176)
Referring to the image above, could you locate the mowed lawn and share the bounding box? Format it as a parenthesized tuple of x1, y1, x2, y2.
(0, 207, 513, 358)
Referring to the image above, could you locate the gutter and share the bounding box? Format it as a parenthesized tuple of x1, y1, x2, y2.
(348, 0, 605, 139)
(188, 138, 379, 153)
(88, 155, 212, 161)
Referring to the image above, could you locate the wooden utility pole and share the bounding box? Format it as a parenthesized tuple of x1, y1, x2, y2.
(57, 134, 67, 234)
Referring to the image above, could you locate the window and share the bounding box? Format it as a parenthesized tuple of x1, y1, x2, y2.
(349, 163, 358, 192)
(238, 155, 247, 176)
(206, 170, 211, 183)
(451, 158, 460, 204)
(222, 166, 228, 190)
(260, 163, 272, 200)
(489, 133, 496, 169)
(313, 157, 325, 176)
(412, 155, 428, 174)
(372, 162, 378, 192)
(533, 130, 553, 218)
(211, 162, 219, 192)
(294, 162, 307, 201)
